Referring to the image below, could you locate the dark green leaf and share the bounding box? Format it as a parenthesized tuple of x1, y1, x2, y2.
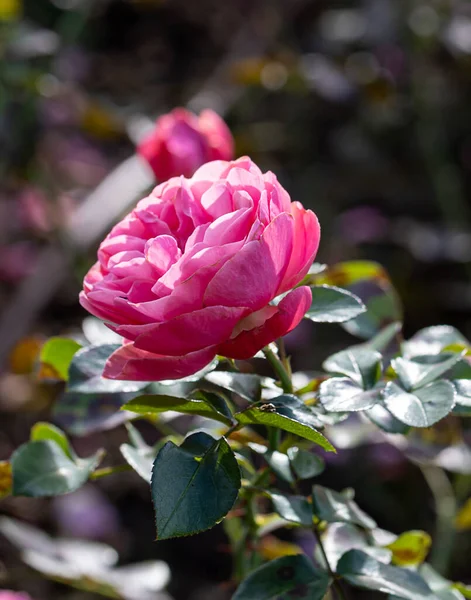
(337, 550, 433, 599)
(383, 381, 456, 427)
(236, 396, 334, 452)
(306, 285, 366, 323)
(391, 353, 465, 391)
(12, 440, 102, 497)
(268, 492, 313, 526)
(122, 394, 233, 426)
(39, 337, 82, 380)
(419, 564, 464, 600)
(454, 380, 471, 408)
(287, 447, 324, 479)
(323, 347, 382, 389)
(192, 389, 233, 420)
(249, 443, 294, 483)
(319, 378, 380, 412)
(312, 485, 376, 529)
(364, 404, 410, 434)
(151, 432, 240, 540)
(232, 554, 330, 600)
(204, 371, 262, 401)
(68, 345, 149, 394)
(365, 322, 402, 354)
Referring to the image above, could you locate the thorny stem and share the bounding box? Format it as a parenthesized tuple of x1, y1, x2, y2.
(313, 526, 348, 600)
(263, 346, 294, 394)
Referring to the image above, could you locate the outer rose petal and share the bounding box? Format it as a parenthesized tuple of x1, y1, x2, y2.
(112, 305, 249, 356)
(103, 344, 217, 381)
(216, 286, 312, 360)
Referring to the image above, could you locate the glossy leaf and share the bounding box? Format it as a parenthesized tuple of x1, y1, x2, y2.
(232, 554, 330, 600)
(454, 380, 471, 410)
(11, 440, 102, 497)
(386, 530, 431, 566)
(151, 432, 240, 540)
(391, 353, 465, 391)
(122, 394, 233, 426)
(364, 403, 411, 434)
(319, 378, 380, 412)
(365, 322, 402, 354)
(120, 424, 160, 483)
(337, 549, 433, 599)
(305, 284, 365, 323)
(236, 396, 335, 452)
(383, 380, 456, 427)
(312, 485, 376, 529)
(323, 347, 382, 389)
(39, 337, 82, 381)
(403, 326, 470, 358)
(319, 523, 392, 571)
(204, 371, 262, 401)
(68, 344, 149, 394)
(268, 492, 313, 526)
(287, 447, 325, 479)
(418, 564, 465, 600)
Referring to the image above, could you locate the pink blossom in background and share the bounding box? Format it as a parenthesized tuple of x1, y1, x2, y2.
(80, 157, 320, 381)
(137, 108, 234, 181)
(0, 592, 32, 600)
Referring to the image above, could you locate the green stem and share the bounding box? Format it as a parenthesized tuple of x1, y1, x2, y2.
(90, 464, 133, 480)
(263, 346, 293, 394)
(419, 464, 457, 575)
(313, 526, 348, 600)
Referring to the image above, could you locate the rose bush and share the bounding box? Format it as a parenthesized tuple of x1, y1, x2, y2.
(80, 157, 320, 380)
(137, 108, 234, 180)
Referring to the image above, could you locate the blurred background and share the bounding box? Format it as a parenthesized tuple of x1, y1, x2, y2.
(0, 0, 471, 598)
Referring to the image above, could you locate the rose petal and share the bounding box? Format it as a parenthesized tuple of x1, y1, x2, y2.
(103, 344, 217, 381)
(217, 286, 312, 360)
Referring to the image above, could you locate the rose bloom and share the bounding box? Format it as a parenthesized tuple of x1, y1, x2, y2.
(137, 108, 234, 180)
(80, 157, 320, 380)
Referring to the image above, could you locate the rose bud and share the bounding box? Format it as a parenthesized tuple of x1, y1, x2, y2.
(80, 157, 320, 380)
(137, 108, 234, 180)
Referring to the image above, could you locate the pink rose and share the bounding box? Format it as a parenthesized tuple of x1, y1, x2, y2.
(80, 157, 320, 380)
(0, 592, 32, 600)
(137, 108, 234, 180)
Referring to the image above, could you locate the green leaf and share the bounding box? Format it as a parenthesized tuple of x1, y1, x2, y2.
(249, 444, 294, 483)
(232, 554, 330, 600)
(323, 347, 382, 389)
(122, 394, 233, 426)
(11, 440, 102, 497)
(312, 485, 376, 529)
(419, 564, 465, 600)
(305, 285, 366, 323)
(192, 389, 234, 421)
(236, 396, 335, 452)
(337, 550, 433, 599)
(319, 378, 381, 412)
(82, 316, 122, 345)
(391, 352, 465, 391)
(287, 447, 324, 479)
(204, 371, 262, 401)
(383, 380, 456, 427)
(364, 404, 411, 434)
(403, 326, 470, 358)
(39, 337, 82, 380)
(68, 345, 149, 394)
(151, 432, 240, 540)
(319, 523, 392, 571)
(268, 492, 313, 526)
(30, 422, 74, 460)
